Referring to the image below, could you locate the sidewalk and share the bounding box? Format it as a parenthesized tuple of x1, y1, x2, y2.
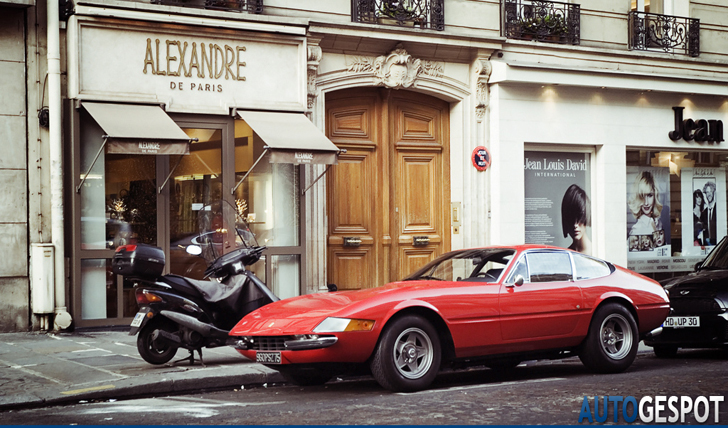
(0, 329, 284, 411)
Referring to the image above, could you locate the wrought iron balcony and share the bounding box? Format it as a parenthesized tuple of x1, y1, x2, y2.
(352, 0, 445, 31)
(150, 0, 262, 13)
(503, 0, 580, 45)
(628, 11, 699, 57)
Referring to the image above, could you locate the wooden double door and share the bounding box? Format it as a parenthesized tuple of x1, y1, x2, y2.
(326, 88, 451, 290)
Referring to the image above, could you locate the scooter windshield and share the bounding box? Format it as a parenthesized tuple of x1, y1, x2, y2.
(194, 200, 258, 266)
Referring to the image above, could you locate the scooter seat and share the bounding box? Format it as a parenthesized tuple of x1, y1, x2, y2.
(159, 275, 204, 299)
(161, 274, 235, 304)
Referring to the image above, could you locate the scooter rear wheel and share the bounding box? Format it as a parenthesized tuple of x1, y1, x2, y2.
(137, 317, 179, 365)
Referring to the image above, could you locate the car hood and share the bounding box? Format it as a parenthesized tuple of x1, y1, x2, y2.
(661, 269, 728, 297)
(230, 281, 422, 336)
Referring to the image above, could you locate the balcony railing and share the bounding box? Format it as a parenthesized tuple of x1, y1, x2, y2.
(352, 0, 445, 31)
(628, 11, 699, 57)
(150, 0, 262, 13)
(503, 0, 580, 45)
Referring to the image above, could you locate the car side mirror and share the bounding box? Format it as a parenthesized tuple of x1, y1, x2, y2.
(327, 283, 338, 292)
(514, 275, 525, 286)
(695, 261, 703, 271)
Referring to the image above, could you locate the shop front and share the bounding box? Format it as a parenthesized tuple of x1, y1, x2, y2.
(488, 60, 728, 279)
(66, 11, 337, 327)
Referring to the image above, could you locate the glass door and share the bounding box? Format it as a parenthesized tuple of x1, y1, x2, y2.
(168, 127, 224, 279)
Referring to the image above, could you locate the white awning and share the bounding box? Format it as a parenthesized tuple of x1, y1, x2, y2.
(236, 111, 339, 165)
(83, 102, 191, 155)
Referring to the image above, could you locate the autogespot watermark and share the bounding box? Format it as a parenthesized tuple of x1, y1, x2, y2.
(578, 395, 725, 424)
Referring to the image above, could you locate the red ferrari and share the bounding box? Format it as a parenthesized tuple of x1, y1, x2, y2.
(230, 245, 670, 392)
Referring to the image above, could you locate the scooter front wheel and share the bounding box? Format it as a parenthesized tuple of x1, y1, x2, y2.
(137, 317, 179, 365)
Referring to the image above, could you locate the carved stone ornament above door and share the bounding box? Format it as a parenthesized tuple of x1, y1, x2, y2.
(347, 43, 443, 90)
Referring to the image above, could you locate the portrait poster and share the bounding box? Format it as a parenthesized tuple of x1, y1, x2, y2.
(524, 151, 592, 255)
(680, 167, 727, 256)
(626, 166, 671, 263)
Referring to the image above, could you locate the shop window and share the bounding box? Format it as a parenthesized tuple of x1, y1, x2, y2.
(80, 111, 158, 250)
(233, 120, 300, 247)
(78, 110, 157, 323)
(626, 150, 728, 280)
(233, 118, 302, 295)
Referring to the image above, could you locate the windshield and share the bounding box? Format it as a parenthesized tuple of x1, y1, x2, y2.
(404, 248, 516, 282)
(697, 236, 728, 270)
(195, 200, 258, 265)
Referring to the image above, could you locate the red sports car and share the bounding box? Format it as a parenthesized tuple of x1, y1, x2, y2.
(230, 245, 670, 392)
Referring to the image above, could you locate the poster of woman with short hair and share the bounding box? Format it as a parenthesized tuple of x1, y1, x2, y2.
(524, 151, 592, 255)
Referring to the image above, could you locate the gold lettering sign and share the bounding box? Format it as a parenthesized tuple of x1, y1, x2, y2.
(143, 38, 247, 82)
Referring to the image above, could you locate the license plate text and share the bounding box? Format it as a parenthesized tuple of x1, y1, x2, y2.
(663, 316, 700, 328)
(256, 351, 281, 364)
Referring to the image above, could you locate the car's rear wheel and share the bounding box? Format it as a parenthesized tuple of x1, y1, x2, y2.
(370, 315, 441, 392)
(279, 367, 333, 386)
(579, 303, 638, 373)
(137, 317, 179, 365)
(653, 345, 678, 358)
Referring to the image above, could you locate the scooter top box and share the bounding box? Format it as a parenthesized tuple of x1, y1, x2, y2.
(112, 244, 165, 278)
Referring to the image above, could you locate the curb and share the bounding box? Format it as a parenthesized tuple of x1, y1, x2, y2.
(0, 369, 286, 412)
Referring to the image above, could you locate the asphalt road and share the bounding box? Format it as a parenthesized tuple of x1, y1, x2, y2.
(2, 349, 727, 425)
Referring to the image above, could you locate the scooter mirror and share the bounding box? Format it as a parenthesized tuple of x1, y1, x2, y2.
(186, 245, 202, 256)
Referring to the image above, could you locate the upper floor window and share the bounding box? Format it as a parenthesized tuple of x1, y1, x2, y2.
(628, 0, 699, 57)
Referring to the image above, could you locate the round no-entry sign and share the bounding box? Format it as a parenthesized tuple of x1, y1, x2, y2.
(472, 146, 491, 172)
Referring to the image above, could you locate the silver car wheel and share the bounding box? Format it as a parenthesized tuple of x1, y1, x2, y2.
(600, 313, 632, 360)
(393, 327, 434, 379)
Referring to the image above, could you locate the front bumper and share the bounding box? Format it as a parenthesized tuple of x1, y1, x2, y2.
(233, 335, 338, 351)
(230, 331, 379, 364)
(644, 312, 728, 348)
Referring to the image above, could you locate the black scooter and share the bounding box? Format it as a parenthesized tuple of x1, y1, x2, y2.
(113, 202, 278, 365)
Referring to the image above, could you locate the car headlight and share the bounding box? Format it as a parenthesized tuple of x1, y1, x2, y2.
(312, 317, 375, 333)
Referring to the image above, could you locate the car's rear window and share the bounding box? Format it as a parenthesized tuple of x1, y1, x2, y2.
(572, 253, 611, 280)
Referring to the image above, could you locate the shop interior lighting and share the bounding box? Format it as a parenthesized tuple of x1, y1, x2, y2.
(651, 151, 695, 177)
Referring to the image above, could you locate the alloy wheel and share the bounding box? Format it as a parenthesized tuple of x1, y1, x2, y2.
(599, 313, 633, 360)
(393, 327, 434, 379)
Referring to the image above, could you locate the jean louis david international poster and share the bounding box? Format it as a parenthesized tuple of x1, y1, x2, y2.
(626, 166, 671, 260)
(680, 167, 727, 256)
(524, 151, 592, 255)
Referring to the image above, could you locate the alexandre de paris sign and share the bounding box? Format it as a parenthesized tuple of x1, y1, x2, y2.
(70, 19, 306, 113)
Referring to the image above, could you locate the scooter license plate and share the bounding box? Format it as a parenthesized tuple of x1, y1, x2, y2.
(130, 312, 146, 328)
(256, 351, 281, 364)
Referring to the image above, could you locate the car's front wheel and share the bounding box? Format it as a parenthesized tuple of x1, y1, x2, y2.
(370, 315, 441, 392)
(579, 303, 638, 373)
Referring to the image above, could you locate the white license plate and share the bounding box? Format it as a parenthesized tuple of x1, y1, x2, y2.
(130, 312, 145, 328)
(663, 316, 700, 328)
(256, 351, 281, 364)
